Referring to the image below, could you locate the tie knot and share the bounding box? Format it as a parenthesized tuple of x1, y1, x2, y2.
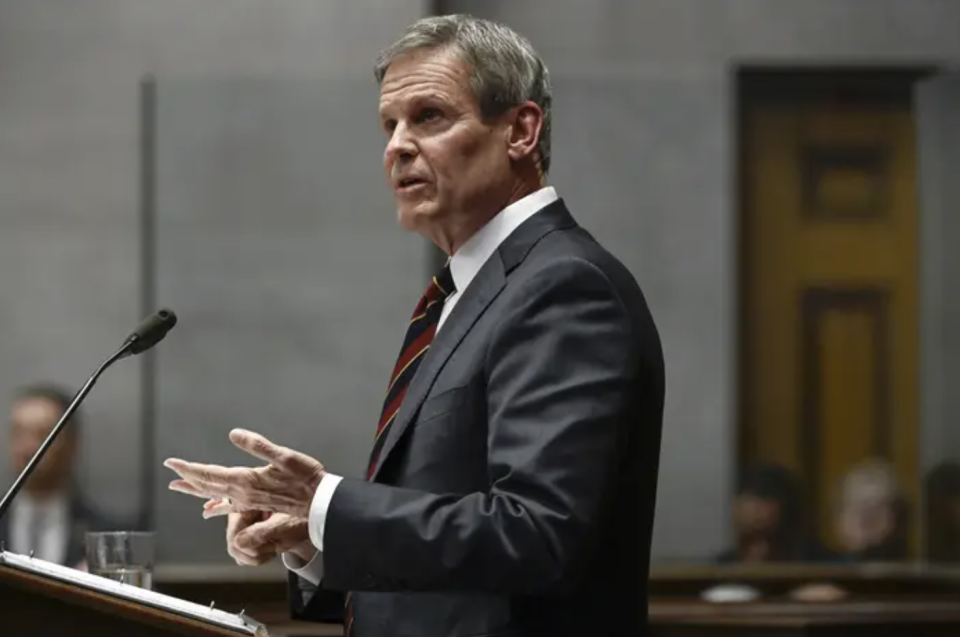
(426, 265, 455, 302)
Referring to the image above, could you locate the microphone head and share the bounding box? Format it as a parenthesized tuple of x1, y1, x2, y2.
(126, 308, 178, 355)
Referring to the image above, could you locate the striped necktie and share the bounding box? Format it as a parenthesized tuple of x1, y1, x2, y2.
(365, 264, 455, 480)
(346, 264, 454, 637)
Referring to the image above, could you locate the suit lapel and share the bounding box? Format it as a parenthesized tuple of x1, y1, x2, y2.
(370, 199, 578, 480)
(371, 255, 506, 481)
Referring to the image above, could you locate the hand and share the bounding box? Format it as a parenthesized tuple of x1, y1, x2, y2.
(227, 511, 274, 566)
(228, 511, 316, 566)
(164, 428, 325, 519)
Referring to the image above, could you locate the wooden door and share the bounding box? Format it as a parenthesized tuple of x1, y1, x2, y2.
(740, 79, 920, 551)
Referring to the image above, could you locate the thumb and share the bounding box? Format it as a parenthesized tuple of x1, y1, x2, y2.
(234, 515, 286, 549)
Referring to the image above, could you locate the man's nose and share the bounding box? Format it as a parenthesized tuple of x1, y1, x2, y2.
(386, 124, 417, 162)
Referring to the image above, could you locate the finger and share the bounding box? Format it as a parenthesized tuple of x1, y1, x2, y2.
(229, 429, 320, 475)
(233, 524, 270, 550)
(204, 497, 239, 514)
(227, 511, 266, 564)
(205, 498, 259, 519)
(230, 545, 272, 566)
(203, 502, 233, 518)
(164, 458, 250, 487)
(168, 480, 211, 499)
(240, 550, 276, 567)
(233, 515, 292, 550)
(204, 497, 228, 511)
(169, 478, 232, 502)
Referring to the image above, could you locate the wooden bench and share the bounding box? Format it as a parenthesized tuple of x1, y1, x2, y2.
(153, 562, 960, 636)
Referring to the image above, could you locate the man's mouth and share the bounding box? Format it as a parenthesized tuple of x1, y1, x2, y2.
(397, 178, 427, 191)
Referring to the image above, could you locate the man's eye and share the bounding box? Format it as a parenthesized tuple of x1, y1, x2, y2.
(417, 108, 441, 123)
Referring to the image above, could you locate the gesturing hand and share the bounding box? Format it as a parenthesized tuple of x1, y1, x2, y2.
(227, 511, 273, 566)
(227, 511, 316, 566)
(164, 428, 325, 520)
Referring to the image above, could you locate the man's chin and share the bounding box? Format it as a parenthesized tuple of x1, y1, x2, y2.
(396, 205, 434, 233)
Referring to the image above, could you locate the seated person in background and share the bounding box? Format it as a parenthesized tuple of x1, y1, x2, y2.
(834, 459, 908, 562)
(924, 461, 960, 563)
(717, 463, 836, 563)
(0, 383, 113, 569)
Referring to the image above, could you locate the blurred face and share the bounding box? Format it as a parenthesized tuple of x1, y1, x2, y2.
(838, 484, 897, 551)
(378, 47, 521, 253)
(9, 397, 76, 494)
(734, 494, 780, 540)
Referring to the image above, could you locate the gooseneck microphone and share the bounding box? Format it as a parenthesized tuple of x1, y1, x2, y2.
(0, 308, 178, 523)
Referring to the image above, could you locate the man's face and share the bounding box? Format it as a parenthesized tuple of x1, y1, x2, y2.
(378, 47, 515, 249)
(8, 397, 75, 492)
(734, 494, 780, 540)
(838, 484, 897, 551)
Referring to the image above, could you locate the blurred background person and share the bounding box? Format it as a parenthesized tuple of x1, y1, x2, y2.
(717, 463, 836, 563)
(834, 459, 908, 562)
(0, 384, 113, 569)
(923, 461, 960, 563)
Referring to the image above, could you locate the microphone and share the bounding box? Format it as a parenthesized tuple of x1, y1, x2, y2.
(0, 308, 178, 523)
(121, 307, 178, 358)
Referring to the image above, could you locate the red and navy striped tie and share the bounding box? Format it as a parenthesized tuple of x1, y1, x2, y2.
(345, 264, 455, 636)
(364, 264, 455, 480)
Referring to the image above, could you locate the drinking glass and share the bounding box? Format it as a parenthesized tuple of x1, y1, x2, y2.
(85, 531, 155, 590)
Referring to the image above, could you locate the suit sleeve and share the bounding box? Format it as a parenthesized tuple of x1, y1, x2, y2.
(287, 572, 346, 623)
(321, 258, 640, 596)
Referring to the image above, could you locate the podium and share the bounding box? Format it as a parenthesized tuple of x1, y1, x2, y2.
(0, 551, 268, 636)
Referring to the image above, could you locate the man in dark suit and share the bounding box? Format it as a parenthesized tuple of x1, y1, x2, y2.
(0, 384, 112, 569)
(165, 14, 665, 637)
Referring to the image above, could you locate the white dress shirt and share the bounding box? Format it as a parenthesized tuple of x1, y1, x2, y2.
(284, 186, 559, 584)
(9, 492, 70, 565)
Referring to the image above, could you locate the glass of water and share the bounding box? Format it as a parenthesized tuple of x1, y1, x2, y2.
(85, 531, 155, 590)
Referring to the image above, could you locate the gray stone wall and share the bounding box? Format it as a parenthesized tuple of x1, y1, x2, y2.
(1, 0, 957, 561)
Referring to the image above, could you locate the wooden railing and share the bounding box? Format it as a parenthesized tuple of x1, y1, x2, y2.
(153, 562, 960, 637)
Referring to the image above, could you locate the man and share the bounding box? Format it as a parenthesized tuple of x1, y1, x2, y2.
(716, 464, 836, 564)
(165, 14, 665, 637)
(0, 384, 111, 568)
(834, 460, 908, 562)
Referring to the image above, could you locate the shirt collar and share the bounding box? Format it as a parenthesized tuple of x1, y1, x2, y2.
(448, 186, 558, 296)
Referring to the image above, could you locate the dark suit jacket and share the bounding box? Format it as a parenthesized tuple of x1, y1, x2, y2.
(290, 200, 665, 637)
(0, 492, 114, 568)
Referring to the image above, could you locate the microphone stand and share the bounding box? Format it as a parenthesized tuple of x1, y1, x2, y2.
(0, 342, 134, 522)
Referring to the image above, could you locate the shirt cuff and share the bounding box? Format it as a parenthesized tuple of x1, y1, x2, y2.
(281, 550, 325, 587)
(309, 472, 343, 552)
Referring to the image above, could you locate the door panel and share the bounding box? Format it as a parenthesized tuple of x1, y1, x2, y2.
(741, 94, 919, 551)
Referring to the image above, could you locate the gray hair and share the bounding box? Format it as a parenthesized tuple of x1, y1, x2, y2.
(374, 14, 553, 174)
(839, 459, 902, 506)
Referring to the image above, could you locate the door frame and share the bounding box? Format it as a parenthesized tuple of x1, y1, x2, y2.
(733, 66, 935, 544)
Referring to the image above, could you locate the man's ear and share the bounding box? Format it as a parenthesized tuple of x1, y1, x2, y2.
(505, 101, 543, 163)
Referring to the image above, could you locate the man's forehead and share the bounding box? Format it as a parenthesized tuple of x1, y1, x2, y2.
(379, 50, 470, 100)
(11, 398, 61, 424)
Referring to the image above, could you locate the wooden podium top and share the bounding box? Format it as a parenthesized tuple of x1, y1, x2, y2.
(0, 557, 267, 637)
